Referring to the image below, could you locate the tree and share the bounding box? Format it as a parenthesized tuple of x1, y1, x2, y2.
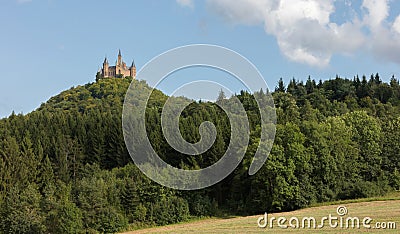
(305, 76, 316, 94)
(0, 184, 46, 234)
(42, 181, 83, 233)
(381, 117, 400, 172)
(275, 78, 286, 93)
(96, 71, 102, 82)
(343, 111, 382, 182)
(216, 89, 226, 103)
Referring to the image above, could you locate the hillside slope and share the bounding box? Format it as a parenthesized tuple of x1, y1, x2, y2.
(36, 77, 166, 114)
(1, 75, 400, 233)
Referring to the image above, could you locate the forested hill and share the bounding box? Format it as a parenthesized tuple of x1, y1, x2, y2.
(36, 77, 166, 114)
(0, 74, 400, 233)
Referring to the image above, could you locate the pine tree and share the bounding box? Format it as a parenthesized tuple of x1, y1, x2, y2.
(275, 78, 286, 92)
(216, 89, 226, 103)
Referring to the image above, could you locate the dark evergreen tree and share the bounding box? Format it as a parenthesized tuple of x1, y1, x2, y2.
(275, 78, 286, 93)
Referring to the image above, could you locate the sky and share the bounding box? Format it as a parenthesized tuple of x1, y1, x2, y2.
(1, 0, 400, 118)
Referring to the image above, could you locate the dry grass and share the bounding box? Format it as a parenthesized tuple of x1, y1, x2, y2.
(122, 193, 400, 234)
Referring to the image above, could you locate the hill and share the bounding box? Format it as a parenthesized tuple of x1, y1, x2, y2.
(36, 77, 166, 114)
(0, 74, 400, 233)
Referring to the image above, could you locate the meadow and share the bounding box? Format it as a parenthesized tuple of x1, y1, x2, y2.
(124, 192, 400, 233)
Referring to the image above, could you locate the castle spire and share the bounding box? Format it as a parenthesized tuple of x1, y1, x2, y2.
(117, 49, 122, 65)
(103, 56, 108, 64)
(131, 59, 135, 68)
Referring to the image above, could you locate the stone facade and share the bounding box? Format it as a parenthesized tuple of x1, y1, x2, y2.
(101, 50, 136, 78)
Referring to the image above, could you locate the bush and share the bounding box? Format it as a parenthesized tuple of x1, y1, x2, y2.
(0, 184, 46, 234)
(97, 207, 128, 233)
(189, 194, 214, 216)
(45, 201, 83, 234)
(150, 197, 189, 226)
(338, 180, 388, 200)
(133, 203, 148, 222)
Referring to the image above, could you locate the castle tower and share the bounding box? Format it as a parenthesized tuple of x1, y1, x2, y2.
(117, 49, 122, 66)
(130, 60, 136, 79)
(102, 57, 109, 77)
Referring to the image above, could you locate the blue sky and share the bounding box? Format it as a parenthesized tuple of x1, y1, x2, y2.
(1, 0, 400, 118)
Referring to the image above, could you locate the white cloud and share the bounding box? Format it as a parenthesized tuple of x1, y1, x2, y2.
(392, 15, 400, 34)
(359, 0, 400, 64)
(206, 0, 365, 67)
(362, 0, 389, 29)
(176, 0, 194, 8)
(179, 0, 400, 67)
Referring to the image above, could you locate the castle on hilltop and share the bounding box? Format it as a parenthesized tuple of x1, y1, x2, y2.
(100, 50, 136, 79)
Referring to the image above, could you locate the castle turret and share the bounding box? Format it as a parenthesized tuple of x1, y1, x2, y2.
(117, 49, 122, 66)
(102, 57, 109, 77)
(130, 60, 136, 79)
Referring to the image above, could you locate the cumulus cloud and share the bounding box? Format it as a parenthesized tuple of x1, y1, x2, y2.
(176, 0, 194, 8)
(179, 0, 400, 67)
(264, 0, 367, 66)
(360, 0, 400, 64)
(362, 0, 389, 29)
(393, 16, 400, 34)
(206, 0, 367, 67)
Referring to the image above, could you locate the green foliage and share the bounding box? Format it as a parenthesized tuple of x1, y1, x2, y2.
(96, 207, 128, 233)
(75, 168, 127, 232)
(42, 181, 83, 234)
(149, 197, 190, 225)
(187, 193, 216, 216)
(1, 75, 400, 231)
(45, 197, 83, 234)
(0, 184, 46, 234)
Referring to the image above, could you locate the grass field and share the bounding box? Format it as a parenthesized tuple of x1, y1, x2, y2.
(122, 192, 400, 233)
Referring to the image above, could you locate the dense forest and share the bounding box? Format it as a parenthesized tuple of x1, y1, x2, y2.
(0, 73, 400, 233)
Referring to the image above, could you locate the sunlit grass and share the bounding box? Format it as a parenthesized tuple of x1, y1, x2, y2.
(122, 192, 400, 233)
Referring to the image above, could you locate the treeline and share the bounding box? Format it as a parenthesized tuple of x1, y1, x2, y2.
(0, 74, 399, 233)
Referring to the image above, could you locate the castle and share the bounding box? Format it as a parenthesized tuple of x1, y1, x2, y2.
(100, 50, 136, 78)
